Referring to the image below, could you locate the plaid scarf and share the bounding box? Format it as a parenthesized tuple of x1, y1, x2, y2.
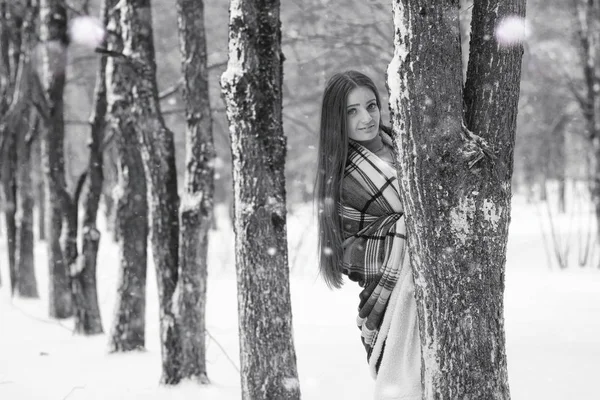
(339, 134, 408, 367)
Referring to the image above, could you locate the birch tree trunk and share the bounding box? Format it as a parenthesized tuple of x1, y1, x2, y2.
(387, 1, 525, 398)
(40, 0, 72, 318)
(106, 0, 148, 352)
(113, 0, 182, 384)
(175, 0, 214, 383)
(72, 0, 108, 335)
(221, 0, 301, 398)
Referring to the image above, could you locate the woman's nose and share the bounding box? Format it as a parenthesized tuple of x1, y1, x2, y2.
(359, 108, 372, 122)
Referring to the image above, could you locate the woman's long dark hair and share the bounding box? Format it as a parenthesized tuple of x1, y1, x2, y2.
(315, 70, 385, 288)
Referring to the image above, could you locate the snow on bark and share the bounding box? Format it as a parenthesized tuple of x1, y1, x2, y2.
(40, 0, 72, 319)
(16, 113, 39, 298)
(72, 0, 108, 336)
(116, 0, 182, 384)
(175, 0, 214, 383)
(221, 0, 301, 398)
(388, 1, 523, 398)
(105, 0, 148, 353)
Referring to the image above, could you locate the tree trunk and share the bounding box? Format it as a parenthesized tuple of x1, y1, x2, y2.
(2, 145, 16, 293)
(106, 0, 148, 352)
(555, 116, 567, 214)
(102, 189, 114, 232)
(15, 112, 38, 298)
(72, 0, 108, 335)
(0, 0, 13, 293)
(15, 0, 39, 299)
(221, 0, 301, 398)
(574, 0, 600, 239)
(40, 0, 71, 318)
(175, 0, 214, 383)
(33, 134, 45, 240)
(102, 141, 119, 240)
(107, 141, 148, 351)
(112, 0, 183, 384)
(387, 1, 524, 398)
(594, 142, 600, 240)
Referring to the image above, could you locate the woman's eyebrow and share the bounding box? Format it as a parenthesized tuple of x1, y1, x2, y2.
(347, 99, 377, 108)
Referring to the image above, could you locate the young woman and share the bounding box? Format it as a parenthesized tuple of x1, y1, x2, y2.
(315, 70, 422, 400)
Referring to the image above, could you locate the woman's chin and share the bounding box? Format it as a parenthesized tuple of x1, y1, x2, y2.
(351, 130, 378, 141)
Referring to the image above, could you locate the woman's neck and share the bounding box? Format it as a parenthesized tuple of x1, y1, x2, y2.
(353, 132, 384, 153)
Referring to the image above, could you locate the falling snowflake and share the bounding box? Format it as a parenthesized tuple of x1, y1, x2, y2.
(68, 16, 105, 48)
(495, 16, 531, 46)
(267, 247, 277, 256)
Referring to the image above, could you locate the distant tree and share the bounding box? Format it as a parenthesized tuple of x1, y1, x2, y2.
(572, 0, 600, 238)
(175, 0, 214, 383)
(14, 0, 39, 299)
(105, 0, 148, 352)
(71, 0, 108, 335)
(387, 0, 524, 398)
(105, 0, 182, 384)
(0, 0, 21, 295)
(15, 114, 39, 298)
(33, 136, 45, 241)
(40, 0, 73, 318)
(221, 0, 301, 398)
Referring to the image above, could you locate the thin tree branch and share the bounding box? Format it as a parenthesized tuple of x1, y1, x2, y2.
(158, 78, 183, 100)
(161, 107, 186, 116)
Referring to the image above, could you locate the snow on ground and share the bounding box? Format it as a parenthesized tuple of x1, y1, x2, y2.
(1, 194, 599, 400)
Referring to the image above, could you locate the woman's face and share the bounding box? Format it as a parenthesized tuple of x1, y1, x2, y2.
(345, 86, 380, 141)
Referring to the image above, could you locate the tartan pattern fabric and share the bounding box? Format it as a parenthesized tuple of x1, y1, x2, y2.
(340, 135, 408, 364)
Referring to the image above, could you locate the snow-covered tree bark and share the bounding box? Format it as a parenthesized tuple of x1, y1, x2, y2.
(387, 1, 525, 398)
(221, 0, 301, 398)
(72, 0, 108, 335)
(15, 111, 38, 298)
(109, 0, 182, 384)
(175, 0, 214, 383)
(40, 0, 72, 318)
(14, 1, 39, 299)
(105, 0, 148, 352)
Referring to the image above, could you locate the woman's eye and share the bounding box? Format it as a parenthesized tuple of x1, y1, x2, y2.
(347, 108, 356, 115)
(368, 103, 378, 110)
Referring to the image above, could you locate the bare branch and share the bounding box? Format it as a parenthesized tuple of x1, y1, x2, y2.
(158, 78, 183, 100)
(65, 1, 89, 16)
(161, 107, 186, 116)
(28, 71, 50, 122)
(65, 119, 89, 126)
(207, 60, 227, 71)
(99, 129, 115, 153)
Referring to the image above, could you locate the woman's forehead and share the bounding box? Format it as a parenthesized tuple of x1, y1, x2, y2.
(347, 86, 377, 105)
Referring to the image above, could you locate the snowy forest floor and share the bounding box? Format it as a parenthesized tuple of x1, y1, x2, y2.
(1, 194, 599, 400)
